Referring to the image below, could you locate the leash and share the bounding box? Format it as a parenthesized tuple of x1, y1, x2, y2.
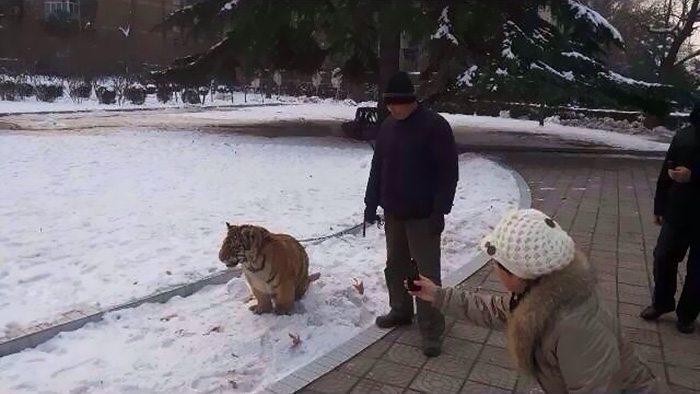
(298, 216, 383, 245)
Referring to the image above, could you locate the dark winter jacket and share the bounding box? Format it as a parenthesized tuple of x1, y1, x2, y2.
(364, 105, 459, 219)
(654, 125, 700, 227)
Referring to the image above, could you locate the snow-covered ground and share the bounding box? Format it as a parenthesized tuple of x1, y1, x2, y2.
(439, 112, 670, 151)
(0, 131, 375, 331)
(0, 92, 353, 115)
(2, 96, 669, 151)
(0, 129, 519, 393)
(178, 104, 669, 151)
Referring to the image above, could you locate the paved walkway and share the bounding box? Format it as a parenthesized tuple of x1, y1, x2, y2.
(296, 152, 700, 394)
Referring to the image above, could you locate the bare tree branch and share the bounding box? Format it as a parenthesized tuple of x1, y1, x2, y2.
(665, 0, 674, 27)
(660, 0, 700, 81)
(675, 47, 700, 65)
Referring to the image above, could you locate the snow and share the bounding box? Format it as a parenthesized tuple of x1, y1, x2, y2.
(167, 104, 666, 151)
(457, 65, 479, 87)
(0, 132, 370, 330)
(440, 113, 670, 151)
(531, 61, 575, 81)
(431, 6, 459, 46)
(222, 0, 241, 12)
(561, 51, 597, 64)
(502, 39, 516, 59)
(501, 23, 517, 60)
(600, 71, 664, 88)
(179, 102, 360, 124)
(567, 0, 624, 44)
(0, 129, 520, 393)
(0, 93, 328, 115)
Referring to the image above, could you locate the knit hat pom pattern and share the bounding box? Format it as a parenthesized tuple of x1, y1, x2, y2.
(481, 209, 575, 280)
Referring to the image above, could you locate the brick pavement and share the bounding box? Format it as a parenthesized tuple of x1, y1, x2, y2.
(297, 153, 700, 394)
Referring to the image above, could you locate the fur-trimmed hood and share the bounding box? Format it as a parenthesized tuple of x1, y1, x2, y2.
(433, 251, 661, 392)
(507, 252, 596, 374)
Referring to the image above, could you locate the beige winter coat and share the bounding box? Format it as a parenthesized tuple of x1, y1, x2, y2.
(433, 255, 662, 393)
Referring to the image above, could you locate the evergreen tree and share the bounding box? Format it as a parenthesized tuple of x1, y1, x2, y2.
(154, 0, 679, 115)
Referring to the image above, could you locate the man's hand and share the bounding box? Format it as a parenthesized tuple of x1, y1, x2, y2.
(428, 213, 445, 235)
(364, 206, 379, 225)
(669, 166, 692, 183)
(405, 274, 439, 303)
(654, 215, 663, 226)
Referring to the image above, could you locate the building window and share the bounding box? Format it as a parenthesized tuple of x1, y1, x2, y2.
(45, 1, 80, 20)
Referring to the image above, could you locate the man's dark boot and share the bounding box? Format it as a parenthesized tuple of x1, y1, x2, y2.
(375, 313, 412, 329)
(677, 319, 696, 334)
(422, 338, 442, 358)
(640, 305, 674, 321)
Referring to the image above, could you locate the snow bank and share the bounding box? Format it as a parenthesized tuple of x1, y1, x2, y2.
(440, 113, 669, 151)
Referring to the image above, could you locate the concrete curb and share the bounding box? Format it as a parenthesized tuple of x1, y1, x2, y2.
(263, 158, 533, 394)
(0, 269, 240, 357)
(457, 143, 666, 158)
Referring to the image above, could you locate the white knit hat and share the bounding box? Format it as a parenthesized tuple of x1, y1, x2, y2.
(481, 209, 576, 279)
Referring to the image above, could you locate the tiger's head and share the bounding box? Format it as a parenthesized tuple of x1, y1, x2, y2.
(218, 223, 268, 268)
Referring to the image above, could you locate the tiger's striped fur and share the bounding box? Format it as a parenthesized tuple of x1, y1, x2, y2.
(218, 223, 319, 314)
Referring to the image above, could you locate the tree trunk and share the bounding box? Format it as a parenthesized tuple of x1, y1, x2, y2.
(377, 1, 401, 123)
(659, 0, 700, 83)
(378, 30, 401, 122)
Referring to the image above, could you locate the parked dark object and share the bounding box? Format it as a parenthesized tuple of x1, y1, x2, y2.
(156, 85, 173, 103)
(181, 89, 201, 104)
(342, 107, 380, 141)
(125, 84, 147, 105)
(96, 86, 117, 104)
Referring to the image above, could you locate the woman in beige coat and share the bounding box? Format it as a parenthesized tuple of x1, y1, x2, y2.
(409, 209, 661, 393)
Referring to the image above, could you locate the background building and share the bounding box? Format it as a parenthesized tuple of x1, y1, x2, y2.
(0, 0, 212, 76)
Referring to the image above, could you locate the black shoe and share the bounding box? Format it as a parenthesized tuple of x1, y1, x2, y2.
(640, 305, 674, 321)
(423, 344, 441, 358)
(422, 338, 442, 358)
(375, 313, 412, 329)
(677, 320, 696, 334)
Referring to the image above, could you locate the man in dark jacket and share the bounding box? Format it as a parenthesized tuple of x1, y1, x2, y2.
(641, 104, 700, 334)
(364, 71, 459, 357)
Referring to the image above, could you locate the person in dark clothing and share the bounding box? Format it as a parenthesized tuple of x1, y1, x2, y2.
(364, 71, 459, 357)
(641, 104, 700, 334)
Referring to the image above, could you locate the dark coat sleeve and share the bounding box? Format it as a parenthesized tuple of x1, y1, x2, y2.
(431, 116, 459, 215)
(654, 138, 676, 217)
(364, 135, 382, 211)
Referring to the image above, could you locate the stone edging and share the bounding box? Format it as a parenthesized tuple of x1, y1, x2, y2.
(457, 143, 666, 158)
(261, 159, 533, 394)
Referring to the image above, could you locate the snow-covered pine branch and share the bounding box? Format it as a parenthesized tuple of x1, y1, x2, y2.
(431, 6, 458, 46)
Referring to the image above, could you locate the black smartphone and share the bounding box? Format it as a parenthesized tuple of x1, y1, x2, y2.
(406, 259, 421, 291)
(668, 160, 676, 169)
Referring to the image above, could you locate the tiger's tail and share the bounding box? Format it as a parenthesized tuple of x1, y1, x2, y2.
(308, 272, 321, 283)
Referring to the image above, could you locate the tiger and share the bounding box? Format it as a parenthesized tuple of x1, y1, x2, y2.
(218, 222, 320, 315)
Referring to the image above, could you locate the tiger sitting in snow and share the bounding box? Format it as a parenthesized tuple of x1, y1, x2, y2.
(218, 223, 320, 315)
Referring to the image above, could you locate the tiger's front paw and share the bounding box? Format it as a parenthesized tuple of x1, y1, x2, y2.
(249, 304, 273, 314)
(274, 306, 292, 315)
